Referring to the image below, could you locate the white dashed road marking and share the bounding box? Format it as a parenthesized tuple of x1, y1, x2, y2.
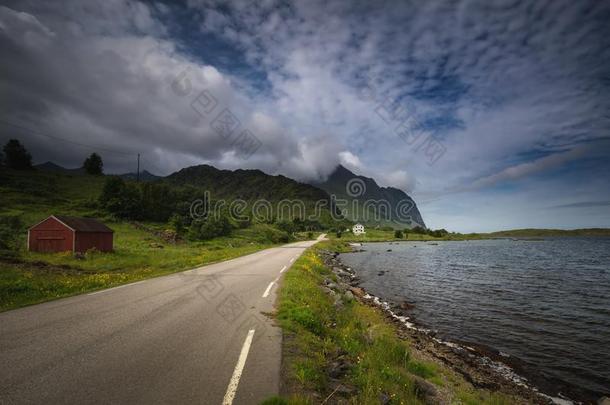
(222, 329, 256, 405)
(262, 281, 275, 298)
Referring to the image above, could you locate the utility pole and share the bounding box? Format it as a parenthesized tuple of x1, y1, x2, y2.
(137, 153, 140, 182)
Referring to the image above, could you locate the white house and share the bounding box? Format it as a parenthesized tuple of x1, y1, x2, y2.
(352, 223, 365, 235)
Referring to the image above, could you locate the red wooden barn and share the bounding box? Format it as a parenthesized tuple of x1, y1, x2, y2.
(28, 215, 114, 253)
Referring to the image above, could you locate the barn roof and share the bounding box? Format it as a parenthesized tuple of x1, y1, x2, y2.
(52, 216, 114, 233)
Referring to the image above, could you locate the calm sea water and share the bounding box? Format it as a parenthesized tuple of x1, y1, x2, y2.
(339, 238, 610, 401)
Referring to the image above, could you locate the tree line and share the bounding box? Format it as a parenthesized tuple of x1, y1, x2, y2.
(393, 226, 449, 238)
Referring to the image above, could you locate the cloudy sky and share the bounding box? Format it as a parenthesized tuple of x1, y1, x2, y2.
(1, 0, 609, 232)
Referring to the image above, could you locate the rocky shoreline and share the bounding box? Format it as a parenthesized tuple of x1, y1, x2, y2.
(318, 247, 599, 405)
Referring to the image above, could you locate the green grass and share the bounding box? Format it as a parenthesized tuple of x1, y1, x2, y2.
(270, 240, 520, 404)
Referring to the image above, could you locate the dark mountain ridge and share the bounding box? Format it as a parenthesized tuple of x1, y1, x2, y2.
(166, 164, 331, 203)
(35, 161, 85, 175)
(164, 164, 343, 225)
(315, 164, 426, 228)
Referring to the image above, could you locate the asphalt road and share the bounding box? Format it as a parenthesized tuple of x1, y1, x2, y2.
(0, 236, 324, 404)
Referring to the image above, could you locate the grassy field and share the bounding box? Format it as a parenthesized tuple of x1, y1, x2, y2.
(267, 240, 518, 405)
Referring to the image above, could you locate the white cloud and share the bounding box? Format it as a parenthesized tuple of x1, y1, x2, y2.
(378, 170, 417, 193)
(338, 151, 363, 172)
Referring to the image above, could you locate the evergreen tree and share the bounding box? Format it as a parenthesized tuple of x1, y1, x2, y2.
(3, 139, 32, 169)
(83, 153, 103, 175)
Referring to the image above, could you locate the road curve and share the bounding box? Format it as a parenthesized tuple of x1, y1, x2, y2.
(0, 237, 323, 404)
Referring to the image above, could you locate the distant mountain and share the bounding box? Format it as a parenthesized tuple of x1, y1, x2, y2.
(314, 165, 426, 228)
(35, 161, 85, 175)
(165, 164, 342, 222)
(166, 164, 330, 201)
(119, 170, 160, 182)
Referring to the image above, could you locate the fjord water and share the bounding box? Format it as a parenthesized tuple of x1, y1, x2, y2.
(339, 238, 610, 400)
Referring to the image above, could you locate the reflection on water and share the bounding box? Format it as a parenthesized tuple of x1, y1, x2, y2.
(339, 238, 610, 400)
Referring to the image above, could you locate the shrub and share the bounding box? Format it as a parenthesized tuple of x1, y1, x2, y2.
(275, 220, 295, 234)
(412, 226, 426, 234)
(260, 225, 291, 243)
(168, 213, 185, 236)
(233, 217, 251, 229)
(99, 177, 142, 219)
(394, 229, 403, 238)
(189, 213, 233, 240)
(0, 215, 23, 251)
